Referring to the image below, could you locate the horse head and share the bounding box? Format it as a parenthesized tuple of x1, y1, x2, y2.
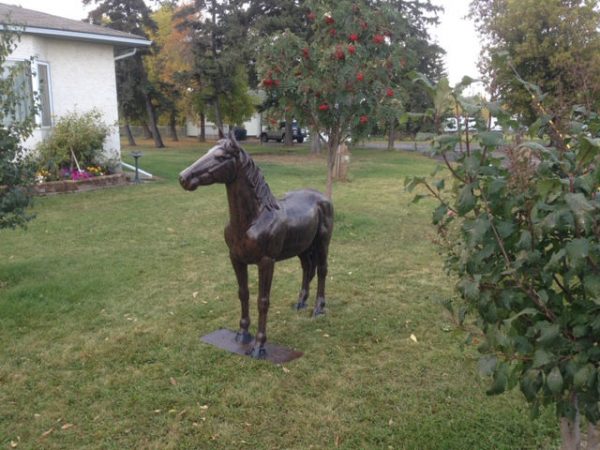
(179, 134, 242, 191)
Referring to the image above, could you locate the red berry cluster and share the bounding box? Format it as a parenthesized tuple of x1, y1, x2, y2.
(373, 34, 384, 44)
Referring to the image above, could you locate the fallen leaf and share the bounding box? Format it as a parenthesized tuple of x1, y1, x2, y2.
(40, 428, 54, 438)
(410, 334, 418, 343)
(335, 435, 341, 447)
(61, 423, 74, 430)
(167, 227, 175, 233)
(323, 333, 330, 338)
(168, 409, 177, 414)
(154, 409, 161, 413)
(170, 377, 177, 386)
(199, 404, 209, 410)
(388, 418, 394, 426)
(34, 413, 41, 418)
(10, 440, 18, 448)
(192, 291, 199, 298)
(282, 366, 290, 373)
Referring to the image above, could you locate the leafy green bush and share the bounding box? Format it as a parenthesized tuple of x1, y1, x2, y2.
(37, 109, 110, 178)
(0, 28, 36, 229)
(407, 79, 600, 448)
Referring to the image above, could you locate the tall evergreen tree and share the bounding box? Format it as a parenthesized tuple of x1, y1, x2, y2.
(83, 0, 165, 148)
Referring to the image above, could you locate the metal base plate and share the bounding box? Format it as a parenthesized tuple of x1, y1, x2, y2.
(201, 328, 303, 364)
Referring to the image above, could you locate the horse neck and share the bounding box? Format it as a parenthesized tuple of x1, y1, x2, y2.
(225, 151, 278, 230)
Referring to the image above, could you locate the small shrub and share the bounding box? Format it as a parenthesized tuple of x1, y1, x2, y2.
(37, 109, 110, 178)
(407, 76, 600, 449)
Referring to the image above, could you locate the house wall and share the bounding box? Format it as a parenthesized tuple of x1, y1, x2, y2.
(10, 34, 120, 161)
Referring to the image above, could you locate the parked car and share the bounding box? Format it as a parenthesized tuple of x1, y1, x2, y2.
(260, 121, 306, 143)
(443, 117, 477, 133)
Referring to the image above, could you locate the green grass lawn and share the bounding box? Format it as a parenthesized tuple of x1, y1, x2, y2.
(1, 140, 558, 449)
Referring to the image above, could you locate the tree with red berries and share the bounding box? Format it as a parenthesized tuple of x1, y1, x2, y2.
(258, 0, 401, 198)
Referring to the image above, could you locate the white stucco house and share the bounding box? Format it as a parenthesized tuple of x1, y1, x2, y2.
(0, 2, 151, 161)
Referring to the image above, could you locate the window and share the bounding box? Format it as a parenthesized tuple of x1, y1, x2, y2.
(1, 60, 33, 127)
(1, 59, 52, 128)
(35, 62, 52, 127)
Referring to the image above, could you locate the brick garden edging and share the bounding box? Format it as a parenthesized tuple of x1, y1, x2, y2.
(33, 173, 129, 195)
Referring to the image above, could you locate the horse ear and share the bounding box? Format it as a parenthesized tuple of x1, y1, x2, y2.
(228, 129, 241, 152)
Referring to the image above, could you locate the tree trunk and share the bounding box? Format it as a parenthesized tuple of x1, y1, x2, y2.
(124, 120, 136, 146)
(169, 109, 179, 142)
(142, 122, 153, 139)
(213, 99, 224, 138)
(145, 93, 165, 148)
(387, 118, 396, 151)
(198, 113, 206, 142)
(284, 113, 293, 146)
(560, 393, 582, 450)
(310, 127, 321, 154)
(325, 135, 339, 199)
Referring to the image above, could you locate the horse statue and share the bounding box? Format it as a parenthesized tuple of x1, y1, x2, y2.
(179, 136, 334, 359)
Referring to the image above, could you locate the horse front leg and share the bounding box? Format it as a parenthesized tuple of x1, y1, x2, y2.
(230, 255, 252, 344)
(248, 256, 275, 359)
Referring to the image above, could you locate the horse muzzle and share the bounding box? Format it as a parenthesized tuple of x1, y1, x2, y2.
(179, 170, 213, 191)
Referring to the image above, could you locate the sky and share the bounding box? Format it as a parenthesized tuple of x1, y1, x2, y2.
(10, 0, 483, 87)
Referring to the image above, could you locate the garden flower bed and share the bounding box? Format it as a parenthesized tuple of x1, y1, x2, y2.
(33, 172, 128, 195)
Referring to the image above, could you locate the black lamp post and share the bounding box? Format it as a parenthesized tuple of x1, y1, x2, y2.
(131, 151, 142, 184)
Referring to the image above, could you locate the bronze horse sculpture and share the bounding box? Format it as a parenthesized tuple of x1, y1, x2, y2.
(179, 137, 334, 358)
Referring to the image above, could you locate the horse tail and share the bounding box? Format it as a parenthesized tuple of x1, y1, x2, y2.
(317, 196, 334, 241)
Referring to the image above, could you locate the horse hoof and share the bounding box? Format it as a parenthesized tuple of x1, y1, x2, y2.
(294, 301, 307, 311)
(246, 346, 266, 359)
(235, 331, 252, 345)
(312, 308, 326, 317)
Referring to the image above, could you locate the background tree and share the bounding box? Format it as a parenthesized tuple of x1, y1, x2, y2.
(372, 0, 445, 150)
(470, 0, 600, 124)
(0, 28, 36, 229)
(258, 0, 402, 198)
(145, 2, 197, 142)
(181, 0, 255, 138)
(84, 0, 165, 148)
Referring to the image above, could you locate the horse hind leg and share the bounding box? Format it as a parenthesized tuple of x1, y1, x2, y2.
(295, 250, 316, 310)
(312, 242, 328, 316)
(313, 202, 333, 317)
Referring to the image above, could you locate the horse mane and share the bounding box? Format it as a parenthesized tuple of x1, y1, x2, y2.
(238, 148, 279, 212)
